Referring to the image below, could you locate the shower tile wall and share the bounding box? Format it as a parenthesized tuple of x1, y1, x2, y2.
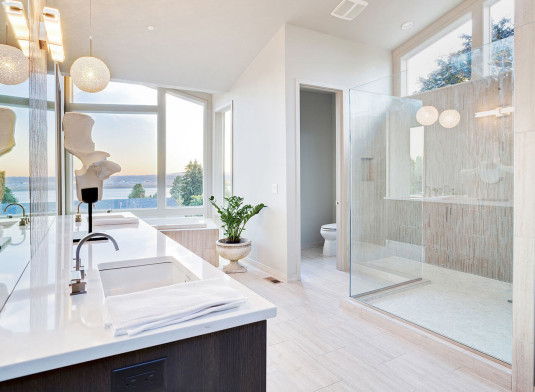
(28, 0, 49, 254)
(416, 73, 513, 283)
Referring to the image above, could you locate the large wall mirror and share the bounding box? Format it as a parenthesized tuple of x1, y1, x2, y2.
(0, 0, 57, 311)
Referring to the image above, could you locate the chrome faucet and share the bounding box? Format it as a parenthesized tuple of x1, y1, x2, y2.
(3, 203, 29, 226)
(70, 232, 119, 296)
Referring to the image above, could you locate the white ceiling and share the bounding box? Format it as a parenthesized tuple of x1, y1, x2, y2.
(46, 0, 465, 93)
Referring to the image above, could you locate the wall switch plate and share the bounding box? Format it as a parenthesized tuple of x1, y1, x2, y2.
(112, 357, 166, 392)
(272, 184, 278, 194)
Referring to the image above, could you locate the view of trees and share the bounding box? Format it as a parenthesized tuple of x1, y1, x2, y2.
(128, 183, 146, 199)
(1, 187, 18, 204)
(418, 17, 514, 93)
(126, 159, 203, 206)
(170, 159, 203, 206)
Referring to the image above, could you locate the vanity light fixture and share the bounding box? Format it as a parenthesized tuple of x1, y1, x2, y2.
(416, 105, 439, 126)
(42, 7, 64, 62)
(439, 109, 461, 128)
(475, 106, 514, 118)
(3, 1, 29, 57)
(70, 0, 110, 93)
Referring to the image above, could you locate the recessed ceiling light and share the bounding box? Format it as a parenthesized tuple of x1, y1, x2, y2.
(401, 21, 414, 30)
(147, 26, 154, 31)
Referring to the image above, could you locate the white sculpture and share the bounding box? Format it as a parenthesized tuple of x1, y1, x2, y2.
(63, 112, 121, 202)
(0, 107, 15, 157)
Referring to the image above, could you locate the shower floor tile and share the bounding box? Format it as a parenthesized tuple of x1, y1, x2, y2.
(357, 257, 512, 363)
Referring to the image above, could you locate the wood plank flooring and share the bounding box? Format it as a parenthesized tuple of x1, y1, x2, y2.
(229, 248, 511, 392)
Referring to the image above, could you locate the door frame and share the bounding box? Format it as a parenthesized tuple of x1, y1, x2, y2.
(294, 80, 349, 278)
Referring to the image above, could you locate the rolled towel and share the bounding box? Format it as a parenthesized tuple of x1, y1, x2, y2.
(105, 278, 247, 336)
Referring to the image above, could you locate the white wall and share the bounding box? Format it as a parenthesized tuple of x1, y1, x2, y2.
(213, 24, 391, 280)
(300, 90, 336, 248)
(212, 26, 289, 280)
(285, 24, 392, 279)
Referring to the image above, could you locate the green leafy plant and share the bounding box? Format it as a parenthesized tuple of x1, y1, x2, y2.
(209, 196, 266, 243)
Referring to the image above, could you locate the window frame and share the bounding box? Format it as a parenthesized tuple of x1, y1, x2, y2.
(64, 78, 209, 217)
(213, 101, 234, 205)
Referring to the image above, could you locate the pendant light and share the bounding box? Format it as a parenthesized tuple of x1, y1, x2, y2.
(0, 24, 29, 85)
(416, 105, 438, 126)
(439, 109, 461, 129)
(70, 0, 110, 93)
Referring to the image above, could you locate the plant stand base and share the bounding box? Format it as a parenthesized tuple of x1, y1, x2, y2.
(224, 260, 247, 274)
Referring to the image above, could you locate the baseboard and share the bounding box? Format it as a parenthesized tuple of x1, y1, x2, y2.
(241, 257, 291, 283)
(340, 298, 512, 391)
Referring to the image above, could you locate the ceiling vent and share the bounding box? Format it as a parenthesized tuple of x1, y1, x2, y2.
(331, 0, 368, 21)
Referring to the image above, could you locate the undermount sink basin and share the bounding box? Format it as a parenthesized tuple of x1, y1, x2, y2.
(98, 256, 194, 297)
(0, 220, 17, 228)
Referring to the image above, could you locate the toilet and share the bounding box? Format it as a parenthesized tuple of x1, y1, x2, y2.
(320, 223, 337, 257)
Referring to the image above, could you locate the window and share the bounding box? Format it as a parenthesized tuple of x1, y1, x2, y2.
(70, 113, 157, 211)
(214, 103, 233, 204)
(489, 0, 514, 73)
(490, 0, 514, 38)
(73, 81, 157, 105)
(406, 19, 472, 95)
(409, 126, 424, 197)
(165, 92, 204, 208)
(399, 0, 515, 96)
(66, 80, 207, 216)
(223, 109, 233, 199)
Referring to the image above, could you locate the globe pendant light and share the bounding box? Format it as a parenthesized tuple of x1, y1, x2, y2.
(416, 105, 439, 126)
(439, 109, 461, 129)
(70, 0, 110, 93)
(0, 25, 29, 85)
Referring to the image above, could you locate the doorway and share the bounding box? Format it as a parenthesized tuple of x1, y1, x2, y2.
(296, 84, 347, 283)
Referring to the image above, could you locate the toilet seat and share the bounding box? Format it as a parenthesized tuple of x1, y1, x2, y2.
(321, 223, 337, 231)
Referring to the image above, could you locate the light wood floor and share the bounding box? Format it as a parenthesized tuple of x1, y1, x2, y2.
(230, 248, 510, 392)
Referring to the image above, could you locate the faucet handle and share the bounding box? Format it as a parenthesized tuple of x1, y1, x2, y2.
(70, 270, 86, 295)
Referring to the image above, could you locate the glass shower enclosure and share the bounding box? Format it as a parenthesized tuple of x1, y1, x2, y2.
(349, 37, 514, 363)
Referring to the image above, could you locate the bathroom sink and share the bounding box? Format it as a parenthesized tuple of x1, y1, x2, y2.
(98, 256, 194, 297)
(0, 220, 17, 228)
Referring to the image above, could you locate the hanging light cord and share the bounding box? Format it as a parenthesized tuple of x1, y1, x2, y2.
(89, 0, 92, 56)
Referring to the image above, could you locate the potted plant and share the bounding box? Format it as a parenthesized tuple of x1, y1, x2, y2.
(209, 195, 266, 274)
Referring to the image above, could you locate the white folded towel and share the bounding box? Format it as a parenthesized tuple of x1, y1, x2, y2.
(92, 216, 139, 226)
(105, 278, 247, 336)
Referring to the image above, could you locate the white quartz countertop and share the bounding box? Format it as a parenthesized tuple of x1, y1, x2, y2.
(0, 214, 276, 382)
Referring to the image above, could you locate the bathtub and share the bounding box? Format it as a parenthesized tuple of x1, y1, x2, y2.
(141, 216, 214, 230)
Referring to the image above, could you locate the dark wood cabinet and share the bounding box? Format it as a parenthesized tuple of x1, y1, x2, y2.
(0, 321, 266, 392)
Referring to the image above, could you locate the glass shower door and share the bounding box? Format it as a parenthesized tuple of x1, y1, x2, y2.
(350, 90, 424, 297)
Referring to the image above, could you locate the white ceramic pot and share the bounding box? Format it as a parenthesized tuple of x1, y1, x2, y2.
(216, 238, 252, 274)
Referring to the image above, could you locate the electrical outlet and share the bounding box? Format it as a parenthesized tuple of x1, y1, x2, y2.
(125, 371, 157, 390)
(112, 357, 166, 392)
